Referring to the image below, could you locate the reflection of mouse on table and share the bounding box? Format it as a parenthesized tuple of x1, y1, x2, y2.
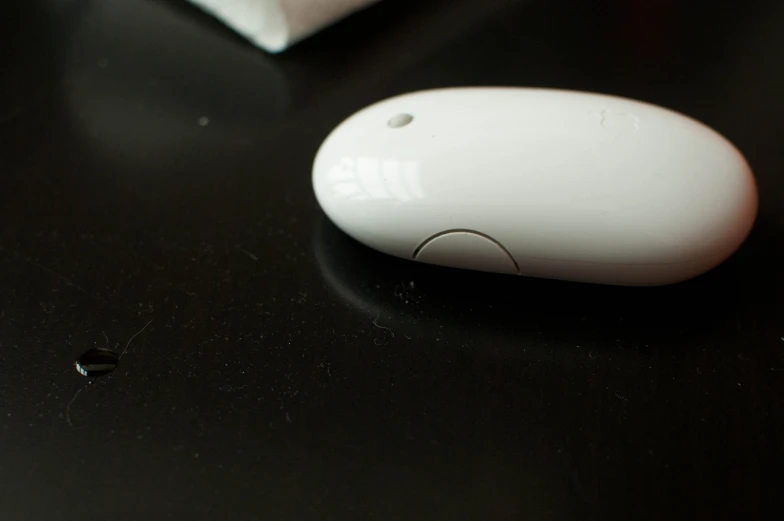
(312, 88, 758, 286)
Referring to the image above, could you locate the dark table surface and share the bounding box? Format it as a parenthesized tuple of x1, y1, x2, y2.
(2, 0, 783, 519)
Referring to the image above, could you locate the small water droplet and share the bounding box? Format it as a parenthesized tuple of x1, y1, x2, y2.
(74, 348, 118, 377)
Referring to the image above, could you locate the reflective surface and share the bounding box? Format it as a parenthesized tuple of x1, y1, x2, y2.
(2, 0, 784, 519)
(324, 156, 424, 203)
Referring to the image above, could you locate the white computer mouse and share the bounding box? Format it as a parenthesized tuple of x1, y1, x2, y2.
(312, 87, 758, 286)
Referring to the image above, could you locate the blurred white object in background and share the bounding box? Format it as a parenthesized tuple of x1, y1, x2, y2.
(187, 0, 380, 53)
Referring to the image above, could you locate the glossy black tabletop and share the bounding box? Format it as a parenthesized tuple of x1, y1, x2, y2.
(2, 1, 783, 519)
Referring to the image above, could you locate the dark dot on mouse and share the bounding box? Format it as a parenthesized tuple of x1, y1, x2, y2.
(74, 348, 118, 377)
(388, 113, 413, 128)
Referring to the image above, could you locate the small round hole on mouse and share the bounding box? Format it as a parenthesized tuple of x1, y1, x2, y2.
(388, 113, 413, 128)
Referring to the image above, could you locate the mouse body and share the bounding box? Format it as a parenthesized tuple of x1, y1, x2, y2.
(312, 87, 757, 286)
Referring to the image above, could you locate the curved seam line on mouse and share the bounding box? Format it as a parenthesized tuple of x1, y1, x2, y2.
(411, 230, 705, 269)
(412, 229, 521, 275)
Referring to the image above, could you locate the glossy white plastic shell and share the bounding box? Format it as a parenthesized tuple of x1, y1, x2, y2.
(312, 88, 758, 286)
